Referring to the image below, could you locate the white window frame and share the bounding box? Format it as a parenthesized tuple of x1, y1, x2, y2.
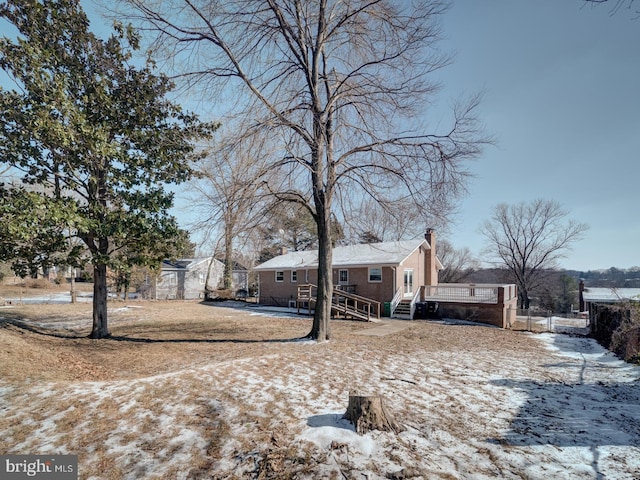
(199, 272, 206, 285)
(404, 269, 414, 295)
(291, 270, 297, 282)
(275, 271, 284, 282)
(368, 267, 382, 283)
(339, 269, 349, 284)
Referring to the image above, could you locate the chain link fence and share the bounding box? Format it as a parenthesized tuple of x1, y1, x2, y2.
(508, 309, 590, 335)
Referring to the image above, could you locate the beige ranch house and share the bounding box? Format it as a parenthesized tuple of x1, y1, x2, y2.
(254, 231, 518, 327)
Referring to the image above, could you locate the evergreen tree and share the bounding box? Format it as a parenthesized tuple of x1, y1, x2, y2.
(0, 0, 215, 338)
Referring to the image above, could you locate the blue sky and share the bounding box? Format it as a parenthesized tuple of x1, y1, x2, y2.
(169, 0, 638, 271)
(430, 0, 640, 270)
(2, 1, 638, 271)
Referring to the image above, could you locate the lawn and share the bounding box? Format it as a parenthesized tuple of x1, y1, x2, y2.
(0, 300, 638, 479)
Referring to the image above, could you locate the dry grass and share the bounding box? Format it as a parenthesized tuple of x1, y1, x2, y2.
(0, 301, 329, 381)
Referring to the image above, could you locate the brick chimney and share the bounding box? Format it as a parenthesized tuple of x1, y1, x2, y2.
(425, 228, 438, 286)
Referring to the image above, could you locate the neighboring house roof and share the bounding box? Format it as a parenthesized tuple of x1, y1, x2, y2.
(214, 258, 249, 271)
(582, 287, 640, 303)
(254, 239, 441, 270)
(161, 257, 215, 271)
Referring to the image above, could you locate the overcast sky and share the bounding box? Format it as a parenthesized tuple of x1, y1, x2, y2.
(431, 0, 639, 271)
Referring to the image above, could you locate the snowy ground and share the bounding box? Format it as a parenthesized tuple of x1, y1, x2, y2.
(0, 291, 93, 304)
(0, 305, 639, 479)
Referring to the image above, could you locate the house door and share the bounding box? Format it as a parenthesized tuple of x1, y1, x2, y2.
(404, 269, 414, 296)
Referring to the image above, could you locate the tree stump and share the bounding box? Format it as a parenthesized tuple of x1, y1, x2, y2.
(343, 391, 404, 434)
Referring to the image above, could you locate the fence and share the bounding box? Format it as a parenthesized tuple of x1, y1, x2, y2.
(509, 309, 590, 335)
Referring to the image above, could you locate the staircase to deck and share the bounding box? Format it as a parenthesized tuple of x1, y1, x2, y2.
(389, 287, 421, 320)
(393, 300, 413, 319)
(297, 284, 381, 321)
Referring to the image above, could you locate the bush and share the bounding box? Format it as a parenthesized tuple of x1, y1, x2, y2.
(592, 303, 640, 365)
(25, 278, 52, 289)
(609, 306, 640, 364)
(205, 289, 235, 301)
(79, 271, 93, 282)
(0, 262, 13, 283)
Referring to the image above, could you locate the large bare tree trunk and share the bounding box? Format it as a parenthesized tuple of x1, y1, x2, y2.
(90, 262, 110, 339)
(310, 234, 332, 341)
(519, 289, 530, 310)
(308, 189, 332, 341)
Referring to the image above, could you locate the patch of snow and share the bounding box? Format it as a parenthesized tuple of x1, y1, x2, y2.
(300, 413, 377, 454)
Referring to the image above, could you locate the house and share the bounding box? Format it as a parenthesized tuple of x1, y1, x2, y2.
(155, 257, 224, 300)
(579, 282, 640, 341)
(155, 257, 250, 300)
(254, 230, 518, 326)
(254, 231, 442, 310)
(579, 281, 640, 321)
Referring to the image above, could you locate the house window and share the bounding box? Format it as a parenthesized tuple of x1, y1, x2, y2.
(291, 270, 297, 282)
(162, 272, 177, 285)
(199, 273, 206, 285)
(339, 269, 349, 284)
(275, 271, 284, 282)
(368, 267, 382, 283)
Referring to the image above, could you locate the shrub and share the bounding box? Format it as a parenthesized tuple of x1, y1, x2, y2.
(609, 305, 640, 364)
(25, 278, 52, 289)
(205, 289, 235, 301)
(79, 271, 93, 282)
(0, 262, 13, 283)
(592, 303, 640, 365)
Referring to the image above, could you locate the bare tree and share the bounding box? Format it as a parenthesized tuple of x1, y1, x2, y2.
(583, 0, 638, 16)
(342, 198, 437, 244)
(121, 0, 487, 340)
(437, 239, 478, 284)
(480, 199, 589, 310)
(188, 133, 271, 290)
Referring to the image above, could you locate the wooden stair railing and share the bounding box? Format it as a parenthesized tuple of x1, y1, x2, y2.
(296, 284, 381, 321)
(332, 289, 381, 321)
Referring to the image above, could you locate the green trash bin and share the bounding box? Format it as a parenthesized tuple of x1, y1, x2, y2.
(383, 302, 391, 317)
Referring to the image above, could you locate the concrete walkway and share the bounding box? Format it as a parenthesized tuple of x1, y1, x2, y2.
(354, 319, 416, 337)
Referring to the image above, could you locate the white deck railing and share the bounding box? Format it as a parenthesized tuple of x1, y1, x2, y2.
(423, 284, 516, 304)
